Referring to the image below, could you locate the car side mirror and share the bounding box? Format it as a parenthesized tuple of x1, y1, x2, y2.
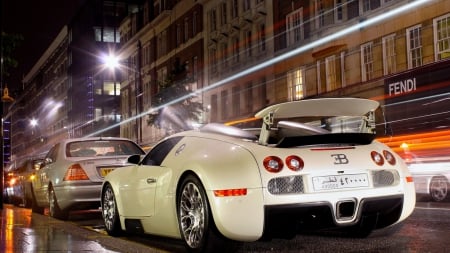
(127, 154, 141, 165)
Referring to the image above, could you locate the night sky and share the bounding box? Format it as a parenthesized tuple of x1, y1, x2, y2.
(2, 0, 86, 95)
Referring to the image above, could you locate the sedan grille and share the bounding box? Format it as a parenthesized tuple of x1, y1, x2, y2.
(268, 176, 304, 194)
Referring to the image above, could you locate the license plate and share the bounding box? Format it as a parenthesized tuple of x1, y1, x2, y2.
(100, 168, 116, 177)
(312, 173, 369, 191)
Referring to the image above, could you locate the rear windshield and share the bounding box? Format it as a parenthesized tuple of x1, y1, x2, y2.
(66, 140, 144, 157)
(272, 115, 376, 147)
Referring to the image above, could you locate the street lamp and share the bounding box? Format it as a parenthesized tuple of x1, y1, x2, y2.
(0, 85, 14, 209)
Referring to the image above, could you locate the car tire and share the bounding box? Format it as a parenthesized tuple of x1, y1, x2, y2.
(31, 187, 45, 214)
(101, 183, 122, 236)
(177, 175, 233, 253)
(49, 186, 69, 220)
(429, 176, 449, 202)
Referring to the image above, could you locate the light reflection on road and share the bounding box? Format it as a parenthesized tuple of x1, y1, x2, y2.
(0, 205, 120, 253)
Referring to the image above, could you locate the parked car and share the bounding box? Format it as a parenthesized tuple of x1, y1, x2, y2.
(101, 98, 416, 252)
(3, 167, 18, 204)
(408, 162, 450, 202)
(6, 157, 44, 207)
(31, 137, 145, 220)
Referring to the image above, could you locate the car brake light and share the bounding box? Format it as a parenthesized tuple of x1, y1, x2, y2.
(213, 188, 247, 197)
(64, 164, 89, 181)
(383, 150, 396, 165)
(285, 155, 304, 171)
(371, 151, 384, 166)
(406, 176, 413, 183)
(9, 178, 17, 186)
(263, 156, 283, 173)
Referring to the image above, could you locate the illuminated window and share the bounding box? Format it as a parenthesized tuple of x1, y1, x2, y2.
(287, 68, 305, 101)
(382, 34, 396, 75)
(286, 8, 303, 46)
(406, 25, 422, 69)
(434, 14, 450, 60)
(103, 81, 120, 96)
(94, 27, 120, 43)
(361, 42, 373, 82)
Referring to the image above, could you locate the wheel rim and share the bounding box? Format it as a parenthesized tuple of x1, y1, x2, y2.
(102, 186, 116, 231)
(179, 182, 205, 248)
(430, 178, 447, 201)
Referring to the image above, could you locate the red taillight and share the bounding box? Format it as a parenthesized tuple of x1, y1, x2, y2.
(371, 151, 384, 166)
(406, 176, 414, 183)
(214, 188, 247, 197)
(383, 150, 396, 165)
(64, 164, 89, 181)
(285, 155, 304, 171)
(263, 156, 283, 173)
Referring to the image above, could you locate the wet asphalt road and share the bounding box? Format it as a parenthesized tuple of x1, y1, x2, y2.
(1, 198, 449, 252)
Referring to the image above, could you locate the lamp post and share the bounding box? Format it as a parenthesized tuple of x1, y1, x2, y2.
(0, 85, 14, 209)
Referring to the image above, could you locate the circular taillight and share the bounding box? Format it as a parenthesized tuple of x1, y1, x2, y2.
(285, 155, 304, 171)
(371, 151, 384, 166)
(383, 150, 396, 165)
(263, 156, 283, 173)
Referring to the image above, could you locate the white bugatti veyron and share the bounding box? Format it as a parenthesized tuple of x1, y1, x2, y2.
(101, 98, 416, 252)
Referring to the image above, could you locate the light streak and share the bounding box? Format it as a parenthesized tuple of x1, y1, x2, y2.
(87, 0, 431, 137)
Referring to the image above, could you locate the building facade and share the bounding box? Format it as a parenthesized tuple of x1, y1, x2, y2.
(9, 0, 139, 161)
(8, 0, 450, 162)
(117, 0, 204, 144)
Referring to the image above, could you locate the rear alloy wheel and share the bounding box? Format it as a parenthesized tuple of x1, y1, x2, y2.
(430, 176, 449, 202)
(102, 184, 122, 236)
(49, 187, 69, 220)
(177, 175, 232, 253)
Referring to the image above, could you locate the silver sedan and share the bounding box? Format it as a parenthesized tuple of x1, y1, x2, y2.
(31, 137, 145, 220)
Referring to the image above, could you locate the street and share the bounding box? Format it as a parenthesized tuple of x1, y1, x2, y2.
(1, 197, 449, 252)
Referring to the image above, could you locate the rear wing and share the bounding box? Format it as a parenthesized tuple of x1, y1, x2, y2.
(255, 98, 379, 145)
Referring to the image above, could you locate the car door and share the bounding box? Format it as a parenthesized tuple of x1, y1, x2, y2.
(119, 137, 182, 217)
(33, 144, 59, 204)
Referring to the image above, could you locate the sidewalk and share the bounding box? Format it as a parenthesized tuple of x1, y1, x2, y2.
(0, 204, 168, 253)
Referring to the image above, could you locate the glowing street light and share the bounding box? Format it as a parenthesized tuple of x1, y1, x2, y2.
(102, 54, 121, 70)
(30, 118, 38, 127)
